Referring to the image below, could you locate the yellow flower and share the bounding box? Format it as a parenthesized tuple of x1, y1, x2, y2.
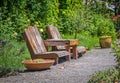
(12, 32, 18, 37)
(40, 29, 43, 32)
(34, 24, 39, 27)
(23, 14, 26, 17)
(14, 32, 18, 36)
(27, 19, 30, 22)
(35, 22, 38, 25)
(7, 18, 11, 21)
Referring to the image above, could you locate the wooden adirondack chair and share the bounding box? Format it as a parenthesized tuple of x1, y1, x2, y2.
(46, 25, 87, 58)
(23, 26, 71, 64)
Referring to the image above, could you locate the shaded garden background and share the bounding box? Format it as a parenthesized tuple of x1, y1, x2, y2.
(0, 0, 117, 40)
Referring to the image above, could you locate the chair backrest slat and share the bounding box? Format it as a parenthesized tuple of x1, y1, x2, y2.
(46, 25, 65, 50)
(29, 26, 42, 53)
(46, 25, 62, 39)
(23, 26, 47, 56)
(30, 26, 47, 53)
(24, 28, 38, 55)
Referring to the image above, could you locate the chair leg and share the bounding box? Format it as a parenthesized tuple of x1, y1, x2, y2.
(66, 54, 71, 61)
(55, 57, 59, 64)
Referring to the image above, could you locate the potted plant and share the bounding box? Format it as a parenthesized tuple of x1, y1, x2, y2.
(22, 59, 55, 70)
(97, 19, 116, 48)
(99, 36, 112, 48)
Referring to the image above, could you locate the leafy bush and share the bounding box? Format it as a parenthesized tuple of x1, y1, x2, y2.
(62, 31, 99, 50)
(96, 16, 116, 37)
(84, 14, 116, 38)
(88, 68, 119, 83)
(0, 0, 59, 40)
(58, 0, 84, 37)
(113, 40, 120, 79)
(0, 39, 30, 77)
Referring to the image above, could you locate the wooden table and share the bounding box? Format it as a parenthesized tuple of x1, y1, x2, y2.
(44, 39, 79, 59)
(67, 39, 79, 59)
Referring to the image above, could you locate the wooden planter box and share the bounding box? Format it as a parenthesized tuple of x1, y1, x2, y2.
(99, 36, 112, 48)
(22, 59, 55, 70)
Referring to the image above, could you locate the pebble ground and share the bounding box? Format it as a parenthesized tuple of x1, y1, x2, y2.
(0, 48, 117, 83)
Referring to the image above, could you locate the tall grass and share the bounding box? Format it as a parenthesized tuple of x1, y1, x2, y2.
(62, 31, 99, 50)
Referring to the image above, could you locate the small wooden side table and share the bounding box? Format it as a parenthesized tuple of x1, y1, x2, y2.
(44, 39, 79, 59)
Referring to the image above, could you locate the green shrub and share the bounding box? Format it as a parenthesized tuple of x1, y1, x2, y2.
(113, 41, 120, 79)
(97, 18, 116, 37)
(88, 68, 119, 83)
(0, 40, 30, 77)
(62, 31, 99, 50)
(0, 0, 59, 40)
(85, 14, 116, 39)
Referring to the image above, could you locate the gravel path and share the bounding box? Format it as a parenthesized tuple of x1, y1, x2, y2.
(0, 48, 117, 83)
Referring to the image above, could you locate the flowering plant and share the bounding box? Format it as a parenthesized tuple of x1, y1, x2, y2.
(113, 15, 120, 21)
(113, 14, 120, 31)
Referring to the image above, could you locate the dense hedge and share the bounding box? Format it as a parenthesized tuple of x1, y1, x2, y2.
(0, 0, 59, 40)
(0, 0, 116, 40)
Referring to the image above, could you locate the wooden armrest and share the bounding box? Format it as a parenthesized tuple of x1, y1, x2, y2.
(44, 39, 70, 46)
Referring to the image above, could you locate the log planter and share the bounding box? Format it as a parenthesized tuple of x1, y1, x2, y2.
(99, 36, 112, 48)
(22, 59, 55, 70)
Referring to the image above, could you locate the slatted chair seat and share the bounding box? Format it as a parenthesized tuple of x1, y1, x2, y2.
(23, 26, 71, 64)
(37, 51, 70, 57)
(46, 25, 87, 57)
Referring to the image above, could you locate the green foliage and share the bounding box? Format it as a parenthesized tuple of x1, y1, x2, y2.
(96, 15, 116, 37)
(0, 40, 30, 77)
(0, 0, 116, 40)
(88, 68, 119, 83)
(0, 0, 59, 40)
(113, 16, 120, 31)
(86, 0, 114, 17)
(83, 14, 116, 39)
(62, 31, 99, 50)
(83, 1, 116, 39)
(113, 40, 120, 79)
(34, 59, 45, 62)
(77, 31, 99, 50)
(58, 0, 85, 38)
(0, 41, 26, 69)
